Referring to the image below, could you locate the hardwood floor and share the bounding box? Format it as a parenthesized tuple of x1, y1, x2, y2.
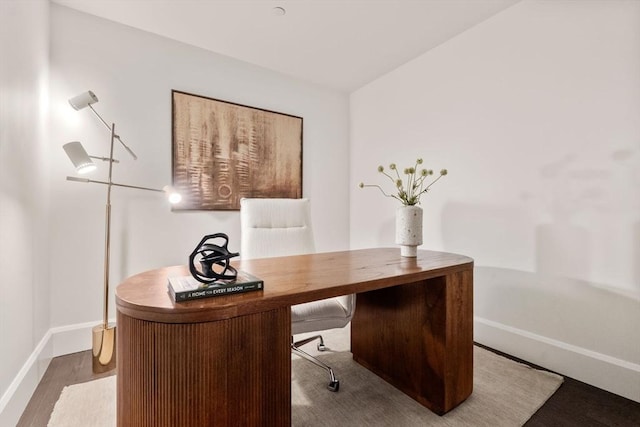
(474, 344, 640, 426)
(527, 378, 640, 427)
(17, 351, 114, 427)
(18, 347, 640, 426)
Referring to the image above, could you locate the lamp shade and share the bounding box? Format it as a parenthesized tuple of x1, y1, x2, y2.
(63, 141, 96, 174)
(69, 91, 99, 111)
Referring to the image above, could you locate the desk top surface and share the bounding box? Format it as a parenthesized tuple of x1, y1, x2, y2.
(115, 248, 473, 323)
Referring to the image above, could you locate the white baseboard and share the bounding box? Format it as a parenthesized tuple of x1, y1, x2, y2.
(0, 330, 53, 427)
(50, 320, 102, 357)
(475, 316, 640, 403)
(0, 320, 104, 426)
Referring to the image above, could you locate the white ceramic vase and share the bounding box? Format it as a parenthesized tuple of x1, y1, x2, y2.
(395, 205, 423, 257)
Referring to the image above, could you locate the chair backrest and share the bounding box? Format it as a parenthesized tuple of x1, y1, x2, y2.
(240, 198, 315, 260)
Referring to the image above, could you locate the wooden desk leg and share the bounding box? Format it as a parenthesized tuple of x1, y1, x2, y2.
(351, 269, 473, 415)
(117, 307, 291, 426)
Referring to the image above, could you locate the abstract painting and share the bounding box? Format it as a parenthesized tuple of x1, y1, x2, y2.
(172, 90, 303, 210)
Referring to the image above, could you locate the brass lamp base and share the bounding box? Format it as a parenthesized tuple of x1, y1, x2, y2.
(92, 323, 116, 373)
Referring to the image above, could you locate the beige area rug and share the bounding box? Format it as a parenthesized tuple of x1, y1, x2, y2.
(48, 327, 562, 427)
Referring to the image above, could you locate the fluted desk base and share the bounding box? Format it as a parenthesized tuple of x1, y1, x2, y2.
(115, 249, 474, 426)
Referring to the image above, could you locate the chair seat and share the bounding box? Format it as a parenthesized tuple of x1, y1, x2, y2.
(292, 297, 351, 335)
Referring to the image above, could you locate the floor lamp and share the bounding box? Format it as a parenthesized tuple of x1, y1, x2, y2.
(64, 91, 181, 373)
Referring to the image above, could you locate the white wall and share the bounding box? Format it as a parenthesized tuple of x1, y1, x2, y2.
(49, 5, 350, 328)
(0, 0, 52, 424)
(350, 0, 640, 401)
(3, 1, 638, 421)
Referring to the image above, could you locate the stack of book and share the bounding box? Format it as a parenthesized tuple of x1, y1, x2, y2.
(168, 271, 264, 302)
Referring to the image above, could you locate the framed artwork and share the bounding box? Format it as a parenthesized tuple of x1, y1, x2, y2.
(171, 90, 303, 210)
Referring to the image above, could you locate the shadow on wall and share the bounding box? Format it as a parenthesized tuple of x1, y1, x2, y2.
(377, 216, 395, 249)
(635, 221, 640, 288)
(531, 146, 639, 293)
(535, 223, 590, 279)
(474, 266, 639, 364)
(441, 200, 640, 364)
(440, 201, 535, 271)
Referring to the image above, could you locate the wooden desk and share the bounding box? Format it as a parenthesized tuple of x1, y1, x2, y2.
(115, 248, 473, 426)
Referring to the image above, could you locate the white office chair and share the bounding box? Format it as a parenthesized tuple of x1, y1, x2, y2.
(240, 198, 355, 392)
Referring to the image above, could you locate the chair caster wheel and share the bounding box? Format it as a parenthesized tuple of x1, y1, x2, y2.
(317, 343, 326, 351)
(328, 380, 340, 392)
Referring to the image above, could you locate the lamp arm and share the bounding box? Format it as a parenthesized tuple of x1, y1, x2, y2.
(89, 155, 119, 164)
(88, 104, 138, 160)
(66, 176, 164, 193)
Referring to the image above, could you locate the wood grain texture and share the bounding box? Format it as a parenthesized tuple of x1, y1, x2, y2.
(117, 307, 290, 427)
(172, 90, 302, 210)
(115, 248, 474, 323)
(115, 248, 474, 422)
(351, 269, 474, 415)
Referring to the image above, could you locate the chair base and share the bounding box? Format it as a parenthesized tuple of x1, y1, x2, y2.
(291, 335, 340, 392)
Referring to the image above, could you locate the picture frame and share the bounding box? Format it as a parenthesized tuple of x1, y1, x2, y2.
(171, 90, 303, 210)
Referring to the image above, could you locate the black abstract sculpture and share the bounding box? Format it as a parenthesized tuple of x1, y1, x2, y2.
(188, 233, 240, 285)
